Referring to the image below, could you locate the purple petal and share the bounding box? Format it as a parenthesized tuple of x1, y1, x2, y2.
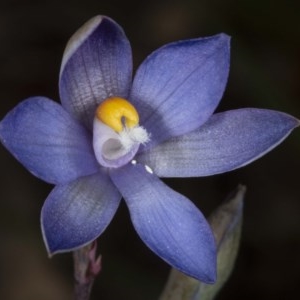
(137, 109, 299, 177)
(59, 16, 132, 129)
(0, 97, 99, 184)
(110, 163, 216, 283)
(41, 172, 121, 254)
(130, 34, 230, 149)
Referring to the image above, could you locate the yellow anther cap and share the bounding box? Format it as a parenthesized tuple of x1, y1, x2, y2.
(96, 97, 139, 132)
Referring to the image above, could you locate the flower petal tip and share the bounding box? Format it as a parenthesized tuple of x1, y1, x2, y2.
(174, 229, 217, 283)
(41, 213, 99, 256)
(61, 15, 105, 71)
(194, 244, 217, 284)
(61, 15, 120, 74)
(41, 173, 121, 257)
(187, 254, 217, 283)
(210, 32, 231, 53)
(170, 237, 217, 284)
(205, 269, 217, 284)
(217, 32, 231, 43)
(44, 239, 94, 257)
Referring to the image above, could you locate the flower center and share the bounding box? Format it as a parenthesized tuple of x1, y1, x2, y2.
(93, 97, 150, 168)
(96, 97, 139, 132)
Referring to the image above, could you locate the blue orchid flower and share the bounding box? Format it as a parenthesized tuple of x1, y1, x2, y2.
(0, 16, 298, 283)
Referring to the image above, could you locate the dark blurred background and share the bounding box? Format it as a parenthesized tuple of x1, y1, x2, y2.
(0, 0, 299, 299)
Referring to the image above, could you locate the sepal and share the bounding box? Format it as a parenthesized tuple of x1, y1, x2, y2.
(159, 185, 245, 300)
